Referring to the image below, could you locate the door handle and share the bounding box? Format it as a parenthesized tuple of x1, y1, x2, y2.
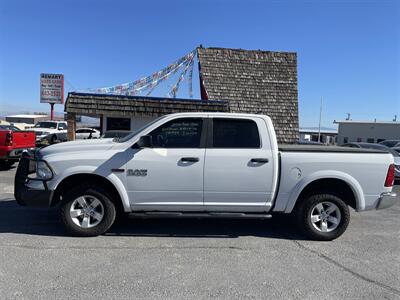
(250, 158, 269, 163)
(181, 157, 199, 162)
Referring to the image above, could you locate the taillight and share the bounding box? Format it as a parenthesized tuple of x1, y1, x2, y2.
(5, 132, 13, 146)
(384, 164, 395, 187)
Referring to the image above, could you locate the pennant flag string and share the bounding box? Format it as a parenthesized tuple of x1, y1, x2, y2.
(84, 49, 196, 98)
(168, 54, 195, 98)
(188, 57, 194, 98)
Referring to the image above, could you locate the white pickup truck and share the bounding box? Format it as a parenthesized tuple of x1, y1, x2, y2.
(15, 113, 397, 240)
(30, 121, 68, 144)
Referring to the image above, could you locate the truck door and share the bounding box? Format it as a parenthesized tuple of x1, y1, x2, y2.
(126, 117, 206, 211)
(204, 117, 275, 212)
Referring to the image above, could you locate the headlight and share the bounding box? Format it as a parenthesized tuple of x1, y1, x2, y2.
(36, 161, 53, 179)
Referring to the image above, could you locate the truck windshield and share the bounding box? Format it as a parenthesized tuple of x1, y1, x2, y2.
(34, 122, 57, 129)
(116, 116, 166, 143)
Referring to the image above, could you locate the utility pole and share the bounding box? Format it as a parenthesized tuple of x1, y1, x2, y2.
(318, 97, 322, 143)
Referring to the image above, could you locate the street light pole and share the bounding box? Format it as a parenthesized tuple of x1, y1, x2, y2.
(318, 97, 322, 143)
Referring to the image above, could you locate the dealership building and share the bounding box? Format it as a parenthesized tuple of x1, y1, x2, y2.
(334, 120, 400, 144)
(65, 46, 299, 143)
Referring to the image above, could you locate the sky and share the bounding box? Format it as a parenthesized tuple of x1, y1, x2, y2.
(0, 0, 399, 128)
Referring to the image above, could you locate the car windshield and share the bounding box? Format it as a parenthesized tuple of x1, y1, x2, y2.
(116, 116, 167, 143)
(380, 140, 400, 147)
(34, 122, 57, 129)
(0, 125, 20, 131)
(103, 131, 131, 138)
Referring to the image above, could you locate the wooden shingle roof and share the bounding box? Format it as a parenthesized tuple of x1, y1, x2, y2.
(65, 92, 229, 117)
(198, 47, 299, 143)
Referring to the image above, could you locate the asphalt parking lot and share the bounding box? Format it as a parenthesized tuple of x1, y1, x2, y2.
(0, 166, 399, 299)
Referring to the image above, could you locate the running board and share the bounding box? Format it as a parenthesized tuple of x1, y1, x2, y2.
(128, 212, 272, 219)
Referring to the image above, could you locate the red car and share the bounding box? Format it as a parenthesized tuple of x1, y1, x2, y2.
(0, 125, 36, 169)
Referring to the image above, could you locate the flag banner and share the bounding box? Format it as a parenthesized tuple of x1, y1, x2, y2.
(84, 49, 196, 98)
(188, 57, 194, 98)
(168, 54, 194, 98)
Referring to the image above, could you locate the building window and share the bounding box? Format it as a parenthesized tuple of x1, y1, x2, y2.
(367, 138, 375, 143)
(212, 118, 260, 148)
(343, 137, 348, 143)
(357, 138, 362, 142)
(107, 117, 131, 131)
(149, 118, 203, 148)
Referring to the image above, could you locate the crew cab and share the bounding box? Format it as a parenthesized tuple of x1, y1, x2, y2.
(30, 121, 68, 144)
(0, 125, 35, 169)
(14, 113, 397, 240)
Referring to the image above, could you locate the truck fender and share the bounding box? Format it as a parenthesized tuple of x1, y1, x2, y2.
(51, 166, 131, 212)
(284, 170, 365, 213)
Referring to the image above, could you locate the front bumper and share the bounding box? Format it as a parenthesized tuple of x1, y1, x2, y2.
(376, 192, 397, 210)
(0, 147, 36, 160)
(14, 156, 54, 207)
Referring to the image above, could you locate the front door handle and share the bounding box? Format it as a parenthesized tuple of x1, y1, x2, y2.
(250, 158, 269, 163)
(181, 157, 199, 162)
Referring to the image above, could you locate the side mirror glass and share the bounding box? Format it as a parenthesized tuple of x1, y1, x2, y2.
(135, 135, 152, 148)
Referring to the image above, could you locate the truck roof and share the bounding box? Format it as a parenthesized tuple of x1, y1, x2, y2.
(166, 112, 271, 119)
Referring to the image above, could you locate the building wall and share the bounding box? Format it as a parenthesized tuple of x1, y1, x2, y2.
(198, 47, 299, 144)
(337, 122, 400, 144)
(5, 115, 48, 124)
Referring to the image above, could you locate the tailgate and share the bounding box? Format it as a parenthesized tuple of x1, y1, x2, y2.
(12, 131, 36, 149)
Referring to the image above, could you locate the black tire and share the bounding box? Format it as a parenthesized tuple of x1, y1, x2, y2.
(296, 194, 350, 241)
(50, 135, 57, 144)
(60, 184, 116, 237)
(0, 160, 15, 170)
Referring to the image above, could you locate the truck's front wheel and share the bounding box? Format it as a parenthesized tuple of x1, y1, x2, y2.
(60, 185, 116, 237)
(297, 194, 350, 241)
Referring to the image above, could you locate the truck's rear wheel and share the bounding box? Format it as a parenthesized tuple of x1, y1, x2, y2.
(296, 194, 350, 241)
(60, 185, 116, 237)
(0, 160, 15, 170)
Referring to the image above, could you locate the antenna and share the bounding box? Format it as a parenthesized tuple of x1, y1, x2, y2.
(394, 115, 397, 122)
(346, 113, 351, 120)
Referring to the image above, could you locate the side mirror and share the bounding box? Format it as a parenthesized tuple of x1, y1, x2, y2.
(135, 135, 152, 148)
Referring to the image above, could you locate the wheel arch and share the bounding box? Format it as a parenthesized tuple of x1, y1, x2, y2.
(52, 172, 130, 212)
(285, 171, 365, 213)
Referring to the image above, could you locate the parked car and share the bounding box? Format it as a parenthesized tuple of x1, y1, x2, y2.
(379, 140, 400, 148)
(30, 121, 68, 144)
(101, 130, 131, 139)
(15, 113, 396, 240)
(0, 127, 35, 169)
(298, 140, 324, 145)
(342, 142, 400, 179)
(75, 128, 100, 140)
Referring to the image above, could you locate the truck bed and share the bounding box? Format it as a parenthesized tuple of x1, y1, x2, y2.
(278, 144, 387, 154)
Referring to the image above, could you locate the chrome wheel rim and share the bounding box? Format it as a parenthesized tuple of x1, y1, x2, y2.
(70, 195, 104, 228)
(310, 201, 341, 233)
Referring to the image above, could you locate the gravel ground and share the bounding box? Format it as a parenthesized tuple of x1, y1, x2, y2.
(0, 165, 399, 299)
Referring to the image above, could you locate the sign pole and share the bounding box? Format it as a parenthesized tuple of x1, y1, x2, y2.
(50, 103, 55, 120)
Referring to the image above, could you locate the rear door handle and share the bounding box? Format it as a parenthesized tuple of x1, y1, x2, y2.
(250, 158, 269, 163)
(181, 157, 199, 162)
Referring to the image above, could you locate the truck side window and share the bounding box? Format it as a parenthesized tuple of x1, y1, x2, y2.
(149, 118, 203, 148)
(58, 123, 67, 130)
(212, 118, 260, 148)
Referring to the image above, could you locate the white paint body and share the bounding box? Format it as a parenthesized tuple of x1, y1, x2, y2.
(30, 121, 68, 142)
(32, 113, 395, 213)
(75, 128, 101, 140)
